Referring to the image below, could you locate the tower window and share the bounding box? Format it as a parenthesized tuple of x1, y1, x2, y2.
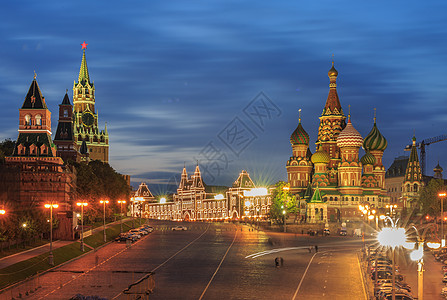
(63, 109, 68, 118)
(25, 114, 31, 125)
(35, 115, 42, 126)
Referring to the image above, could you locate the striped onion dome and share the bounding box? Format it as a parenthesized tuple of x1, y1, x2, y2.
(361, 151, 376, 165)
(363, 121, 387, 151)
(311, 146, 330, 164)
(290, 121, 310, 146)
(336, 119, 363, 148)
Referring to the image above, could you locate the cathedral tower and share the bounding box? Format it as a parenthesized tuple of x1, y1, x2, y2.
(363, 110, 388, 190)
(316, 62, 346, 184)
(336, 114, 363, 196)
(286, 109, 313, 194)
(72, 42, 109, 162)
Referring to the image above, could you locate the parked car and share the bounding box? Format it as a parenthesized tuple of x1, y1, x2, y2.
(142, 226, 154, 233)
(172, 225, 187, 231)
(128, 230, 142, 239)
(115, 233, 131, 242)
(323, 228, 330, 236)
(339, 229, 347, 236)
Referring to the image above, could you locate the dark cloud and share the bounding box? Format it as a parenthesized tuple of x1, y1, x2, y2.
(1, 1, 447, 188)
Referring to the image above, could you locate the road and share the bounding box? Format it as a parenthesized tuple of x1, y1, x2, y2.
(4, 221, 367, 300)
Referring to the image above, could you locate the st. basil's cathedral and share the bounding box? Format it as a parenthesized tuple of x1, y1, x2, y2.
(286, 62, 390, 223)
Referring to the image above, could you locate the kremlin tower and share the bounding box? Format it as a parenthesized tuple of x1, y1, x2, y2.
(286, 62, 390, 223)
(72, 42, 109, 163)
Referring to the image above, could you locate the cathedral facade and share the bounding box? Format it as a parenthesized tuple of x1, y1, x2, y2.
(286, 62, 390, 223)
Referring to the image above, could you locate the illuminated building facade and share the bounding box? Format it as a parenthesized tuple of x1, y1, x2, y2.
(286, 62, 390, 223)
(141, 167, 271, 221)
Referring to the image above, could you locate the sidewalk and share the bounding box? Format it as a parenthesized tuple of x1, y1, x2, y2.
(0, 217, 134, 270)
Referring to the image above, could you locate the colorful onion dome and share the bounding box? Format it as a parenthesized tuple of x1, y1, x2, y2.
(361, 151, 376, 165)
(328, 62, 338, 77)
(290, 121, 310, 145)
(311, 146, 330, 164)
(434, 162, 443, 173)
(363, 121, 387, 151)
(336, 119, 363, 148)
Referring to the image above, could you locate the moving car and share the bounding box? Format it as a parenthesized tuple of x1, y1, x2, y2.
(172, 225, 187, 231)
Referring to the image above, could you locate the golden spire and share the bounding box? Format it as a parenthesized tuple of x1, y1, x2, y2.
(373, 108, 377, 124)
(298, 108, 302, 123)
(33, 70, 37, 80)
(348, 104, 351, 121)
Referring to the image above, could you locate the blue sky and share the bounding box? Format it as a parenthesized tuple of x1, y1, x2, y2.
(1, 1, 447, 192)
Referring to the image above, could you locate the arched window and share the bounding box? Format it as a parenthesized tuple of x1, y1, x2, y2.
(35, 115, 41, 126)
(414, 184, 418, 192)
(407, 184, 410, 192)
(25, 114, 31, 125)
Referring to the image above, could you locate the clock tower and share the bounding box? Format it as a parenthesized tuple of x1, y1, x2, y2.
(72, 42, 109, 162)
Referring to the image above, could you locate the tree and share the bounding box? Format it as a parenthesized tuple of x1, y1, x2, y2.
(0, 139, 15, 163)
(68, 160, 131, 221)
(268, 181, 294, 224)
(418, 178, 447, 216)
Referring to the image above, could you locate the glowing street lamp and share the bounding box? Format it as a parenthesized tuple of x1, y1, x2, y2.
(100, 200, 109, 242)
(76, 202, 88, 251)
(408, 225, 441, 300)
(0, 209, 5, 215)
(118, 200, 126, 234)
(44, 203, 59, 266)
(377, 217, 407, 300)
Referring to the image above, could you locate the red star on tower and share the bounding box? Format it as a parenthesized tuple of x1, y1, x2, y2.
(81, 41, 88, 49)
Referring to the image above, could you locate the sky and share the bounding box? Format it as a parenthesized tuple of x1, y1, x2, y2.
(1, 1, 447, 193)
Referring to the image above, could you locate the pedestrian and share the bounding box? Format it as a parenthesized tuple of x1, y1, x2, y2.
(315, 245, 318, 253)
(275, 257, 280, 268)
(308, 247, 312, 253)
(280, 257, 284, 267)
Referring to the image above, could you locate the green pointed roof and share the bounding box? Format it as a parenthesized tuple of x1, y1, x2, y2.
(232, 170, 255, 188)
(303, 183, 313, 200)
(404, 136, 422, 183)
(77, 49, 91, 86)
(309, 187, 324, 203)
(21, 77, 47, 109)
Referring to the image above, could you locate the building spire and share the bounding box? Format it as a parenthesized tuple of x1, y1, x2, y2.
(298, 108, 302, 123)
(348, 104, 351, 122)
(78, 42, 90, 84)
(373, 108, 377, 124)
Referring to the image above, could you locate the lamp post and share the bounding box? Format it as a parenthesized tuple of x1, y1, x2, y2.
(100, 200, 109, 242)
(118, 200, 126, 234)
(0, 209, 5, 215)
(76, 202, 88, 251)
(439, 192, 446, 246)
(282, 185, 289, 233)
(44, 203, 59, 266)
(377, 216, 407, 300)
(407, 224, 441, 300)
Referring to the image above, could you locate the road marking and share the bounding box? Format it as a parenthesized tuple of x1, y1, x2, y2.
(110, 224, 211, 300)
(38, 233, 151, 300)
(245, 247, 310, 259)
(291, 251, 324, 300)
(198, 228, 238, 300)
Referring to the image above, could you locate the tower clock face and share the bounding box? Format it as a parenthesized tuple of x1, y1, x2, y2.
(82, 112, 94, 127)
